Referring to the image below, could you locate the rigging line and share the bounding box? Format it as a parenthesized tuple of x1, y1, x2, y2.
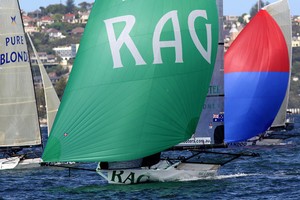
(42, 163, 96, 172)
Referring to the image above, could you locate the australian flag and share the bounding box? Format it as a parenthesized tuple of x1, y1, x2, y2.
(213, 113, 224, 122)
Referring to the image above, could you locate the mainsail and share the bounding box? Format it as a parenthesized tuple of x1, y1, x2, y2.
(224, 10, 290, 142)
(0, 0, 41, 147)
(43, 0, 219, 162)
(26, 33, 60, 135)
(264, 0, 292, 128)
(186, 0, 224, 145)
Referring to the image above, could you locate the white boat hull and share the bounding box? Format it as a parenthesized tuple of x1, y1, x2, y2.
(0, 157, 20, 170)
(96, 160, 220, 184)
(15, 158, 42, 169)
(0, 157, 42, 170)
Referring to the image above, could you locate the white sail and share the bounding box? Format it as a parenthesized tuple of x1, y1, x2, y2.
(263, 0, 292, 128)
(27, 33, 60, 135)
(0, 0, 41, 147)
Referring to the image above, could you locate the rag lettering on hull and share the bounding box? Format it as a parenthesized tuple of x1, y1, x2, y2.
(109, 170, 150, 184)
(104, 10, 213, 69)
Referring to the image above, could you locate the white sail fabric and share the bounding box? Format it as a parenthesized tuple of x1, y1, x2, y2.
(0, 0, 41, 147)
(27, 33, 60, 135)
(263, 0, 292, 128)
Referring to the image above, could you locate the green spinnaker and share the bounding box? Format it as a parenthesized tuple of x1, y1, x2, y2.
(43, 0, 219, 162)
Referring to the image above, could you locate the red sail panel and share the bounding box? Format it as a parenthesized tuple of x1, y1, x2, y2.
(225, 10, 289, 74)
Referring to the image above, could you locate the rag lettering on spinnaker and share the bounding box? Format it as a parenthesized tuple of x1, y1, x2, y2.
(104, 10, 213, 68)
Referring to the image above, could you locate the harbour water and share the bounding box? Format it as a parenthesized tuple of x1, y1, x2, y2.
(1, 115, 300, 199)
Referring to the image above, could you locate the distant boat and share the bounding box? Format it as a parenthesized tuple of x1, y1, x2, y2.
(241, 0, 293, 146)
(224, 0, 290, 144)
(42, 0, 220, 184)
(0, 0, 60, 169)
(0, 0, 42, 169)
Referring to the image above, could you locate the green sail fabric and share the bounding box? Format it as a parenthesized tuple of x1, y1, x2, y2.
(43, 0, 219, 162)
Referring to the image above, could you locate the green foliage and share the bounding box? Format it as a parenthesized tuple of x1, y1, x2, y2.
(289, 47, 300, 108)
(78, 2, 93, 11)
(66, 0, 76, 13)
(47, 65, 69, 77)
(237, 13, 249, 25)
(47, 22, 84, 35)
(31, 65, 41, 77)
(30, 30, 81, 55)
(28, 1, 93, 18)
(29, 32, 53, 54)
(39, 7, 47, 17)
(292, 23, 300, 38)
(67, 58, 74, 65)
(292, 47, 300, 63)
(250, 1, 270, 18)
(35, 87, 46, 119)
(52, 13, 63, 22)
(55, 76, 68, 100)
(45, 4, 66, 15)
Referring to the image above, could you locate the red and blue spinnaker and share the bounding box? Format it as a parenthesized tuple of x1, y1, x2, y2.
(224, 10, 290, 143)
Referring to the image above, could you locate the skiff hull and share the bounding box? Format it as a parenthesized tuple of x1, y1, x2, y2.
(0, 157, 42, 170)
(96, 160, 220, 184)
(15, 158, 42, 169)
(0, 157, 20, 170)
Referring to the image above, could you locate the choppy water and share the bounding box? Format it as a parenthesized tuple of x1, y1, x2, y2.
(1, 115, 300, 200)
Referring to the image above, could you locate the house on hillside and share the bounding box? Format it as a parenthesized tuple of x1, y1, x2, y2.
(45, 28, 65, 39)
(293, 16, 300, 25)
(25, 25, 39, 34)
(22, 15, 35, 27)
(62, 13, 77, 23)
(292, 37, 300, 47)
(78, 11, 90, 24)
(53, 44, 79, 66)
(71, 27, 84, 35)
(37, 16, 54, 27)
(30, 52, 49, 64)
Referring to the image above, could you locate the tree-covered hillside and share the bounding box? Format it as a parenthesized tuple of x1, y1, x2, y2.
(290, 47, 300, 108)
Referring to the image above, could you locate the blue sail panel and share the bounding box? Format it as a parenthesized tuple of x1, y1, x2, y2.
(224, 72, 289, 142)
